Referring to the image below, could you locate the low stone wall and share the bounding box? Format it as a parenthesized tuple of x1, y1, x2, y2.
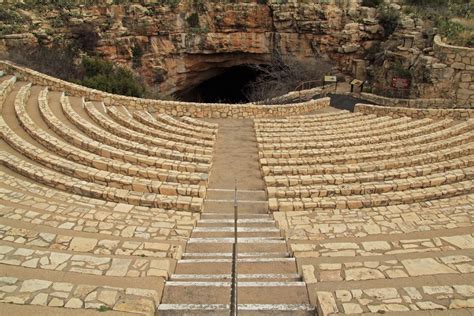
(354, 103, 473, 120)
(433, 35, 473, 106)
(357, 92, 449, 108)
(0, 61, 329, 118)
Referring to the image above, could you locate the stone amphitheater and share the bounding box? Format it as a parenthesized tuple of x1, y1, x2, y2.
(0, 60, 472, 316)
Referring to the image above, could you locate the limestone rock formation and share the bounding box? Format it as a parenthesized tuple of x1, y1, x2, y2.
(0, 0, 383, 95)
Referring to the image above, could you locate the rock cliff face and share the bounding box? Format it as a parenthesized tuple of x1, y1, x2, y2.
(0, 0, 384, 95)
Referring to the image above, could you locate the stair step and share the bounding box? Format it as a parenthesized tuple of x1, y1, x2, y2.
(203, 200, 268, 213)
(158, 304, 229, 311)
(174, 260, 297, 275)
(239, 304, 315, 312)
(170, 274, 300, 280)
(183, 252, 290, 258)
(206, 189, 267, 201)
(157, 303, 315, 311)
(188, 237, 285, 244)
(193, 227, 279, 232)
(199, 218, 275, 224)
(165, 281, 306, 287)
(161, 286, 229, 304)
(200, 213, 270, 219)
(178, 258, 295, 263)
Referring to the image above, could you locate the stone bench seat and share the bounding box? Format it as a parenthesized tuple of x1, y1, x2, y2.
(254, 113, 379, 131)
(0, 275, 162, 314)
(0, 152, 203, 211)
(290, 231, 474, 257)
(265, 156, 474, 187)
(0, 221, 182, 259)
(155, 113, 217, 135)
(16, 87, 211, 186)
(254, 110, 348, 123)
(61, 97, 212, 164)
(85, 102, 213, 156)
(275, 194, 474, 240)
(1, 111, 206, 198)
(314, 283, 474, 316)
(0, 243, 173, 279)
(256, 117, 446, 148)
(0, 170, 198, 239)
(254, 111, 364, 126)
(54, 95, 210, 174)
(262, 143, 473, 176)
(133, 110, 215, 141)
(255, 116, 415, 140)
(309, 253, 474, 283)
(180, 116, 218, 130)
(258, 119, 455, 155)
(255, 116, 413, 140)
(269, 180, 473, 211)
(0, 189, 194, 241)
(260, 131, 472, 167)
(267, 167, 474, 199)
(108, 106, 214, 147)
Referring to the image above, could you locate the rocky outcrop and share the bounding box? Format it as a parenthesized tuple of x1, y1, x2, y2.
(369, 8, 473, 107)
(0, 0, 384, 95)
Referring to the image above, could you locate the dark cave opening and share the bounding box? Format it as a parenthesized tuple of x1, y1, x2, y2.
(177, 65, 264, 103)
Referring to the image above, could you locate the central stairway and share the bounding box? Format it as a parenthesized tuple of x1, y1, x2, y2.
(158, 119, 315, 314)
(158, 212, 314, 315)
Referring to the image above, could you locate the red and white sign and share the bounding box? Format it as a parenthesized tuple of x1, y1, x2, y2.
(392, 78, 410, 89)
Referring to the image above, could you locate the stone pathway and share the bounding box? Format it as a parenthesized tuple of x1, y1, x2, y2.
(158, 119, 316, 314)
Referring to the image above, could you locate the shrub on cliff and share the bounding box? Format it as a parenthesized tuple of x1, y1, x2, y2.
(70, 23, 99, 53)
(378, 5, 400, 39)
(79, 57, 145, 98)
(361, 0, 382, 8)
(405, 0, 473, 47)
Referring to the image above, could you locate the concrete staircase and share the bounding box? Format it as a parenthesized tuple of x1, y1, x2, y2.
(158, 211, 315, 315)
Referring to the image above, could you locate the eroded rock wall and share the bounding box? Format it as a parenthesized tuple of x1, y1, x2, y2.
(0, 0, 384, 95)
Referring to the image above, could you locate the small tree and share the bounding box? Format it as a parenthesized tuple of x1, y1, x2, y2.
(244, 51, 334, 102)
(378, 5, 400, 39)
(79, 57, 145, 97)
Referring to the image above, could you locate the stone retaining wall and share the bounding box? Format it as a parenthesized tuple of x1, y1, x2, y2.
(0, 61, 329, 118)
(357, 93, 449, 108)
(355, 103, 474, 120)
(433, 35, 474, 106)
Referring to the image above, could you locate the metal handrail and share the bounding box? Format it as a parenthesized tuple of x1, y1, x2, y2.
(294, 79, 323, 92)
(230, 180, 238, 315)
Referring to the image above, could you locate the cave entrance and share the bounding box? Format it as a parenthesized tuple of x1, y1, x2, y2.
(177, 65, 264, 103)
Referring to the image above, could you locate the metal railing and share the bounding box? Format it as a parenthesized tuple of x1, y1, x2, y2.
(294, 79, 324, 92)
(230, 181, 238, 315)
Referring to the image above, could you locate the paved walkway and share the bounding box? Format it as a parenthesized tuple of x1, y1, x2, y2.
(203, 118, 267, 214)
(158, 118, 315, 314)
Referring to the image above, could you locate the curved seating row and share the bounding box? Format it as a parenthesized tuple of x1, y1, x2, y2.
(107, 106, 214, 147)
(0, 72, 223, 314)
(133, 110, 215, 141)
(257, 111, 474, 214)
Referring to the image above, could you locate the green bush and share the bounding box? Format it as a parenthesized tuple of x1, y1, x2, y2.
(186, 13, 200, 28)
(131, 45, 144, 68)
(392, 61, 411, 79)
(378, 5, 400, 38)
(361, 0, 382, 8)
(70, 23, 99, 52)
(79, 57, 145, 97)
